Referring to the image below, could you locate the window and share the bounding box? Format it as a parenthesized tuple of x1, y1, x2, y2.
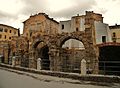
(5, 35, 6, 39)
(102, 36, 106, 43)
(112, 32, 116, 42)
(14, 31, 16, 34)
(0, 34, 2, 38)
(0, 28, 3, 32)
(10, 30, 11, 33)
(62, 24, 64, 29)
(9, 37, 11, 39)
(113, 32, 116, 37)
(4, 29, 8, 32)
(76, 27, 79, 31)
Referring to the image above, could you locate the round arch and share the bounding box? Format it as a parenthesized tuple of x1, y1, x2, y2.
(37, 45, 50, 70)
(31, 39, 51, 70)
(56, 33, 87, 73)
(62, 39, 85, 49)
(57, 34, 86, 49)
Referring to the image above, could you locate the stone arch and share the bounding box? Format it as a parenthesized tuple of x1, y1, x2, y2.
(56, 32, 89, 49)
(31, 39, 51, 70)
(30, 31, 98, 73)
(32, 39, 44, 49)
(53, 32, 88, 72)
(51, 31, 98, 73)
(37, 45, 50, 70)
(32, 35, 52, 49)
(59, 36, 85, 48)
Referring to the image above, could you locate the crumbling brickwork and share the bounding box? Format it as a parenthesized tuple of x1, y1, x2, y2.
(0, 11, 101, 74)
(25, 11, 99, 74)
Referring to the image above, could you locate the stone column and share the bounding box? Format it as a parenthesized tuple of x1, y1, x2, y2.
(81, 59, 86, 75)
(12, 56, 15, 67)
(29, 50, 36, 68)
(37, 58, 41, 70)
(0, 56, 2, 63)
(93, 59, 99, 74)
(4, 46, 9, 64)
(49, 48, 59, 71)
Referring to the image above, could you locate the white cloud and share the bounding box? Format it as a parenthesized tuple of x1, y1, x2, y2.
(0, 0, 120, 33)
(92, 0, 120, 25)
(0, 0, 25, 15)
(48, 0, 76, 12)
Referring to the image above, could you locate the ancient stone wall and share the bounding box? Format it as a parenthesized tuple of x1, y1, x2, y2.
(5, 11, 99, 74)
(59, 49, 86, 73)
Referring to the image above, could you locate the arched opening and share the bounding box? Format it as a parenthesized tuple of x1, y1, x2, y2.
(99, 46, 120, 75)
(62, 39, 85, 50)
(34, 41, 50, 70)
(60, 38, 85, 73)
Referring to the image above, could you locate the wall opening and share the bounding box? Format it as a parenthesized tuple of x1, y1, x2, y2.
(62, 24, 64, 29)
(99, 46, 120, 75)
(60, 38, 85, 73)
(102, 36, 106, 43)
(62, 39, 85, 50)
(34, 41, 50, 70)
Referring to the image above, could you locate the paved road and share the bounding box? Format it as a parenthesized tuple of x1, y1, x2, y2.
(0, 68, 119, 88)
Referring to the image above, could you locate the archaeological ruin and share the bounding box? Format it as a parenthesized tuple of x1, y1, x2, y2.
(0, 11, 120, 75)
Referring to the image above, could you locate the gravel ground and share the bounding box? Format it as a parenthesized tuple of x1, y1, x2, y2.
(0, 68, 120, 88)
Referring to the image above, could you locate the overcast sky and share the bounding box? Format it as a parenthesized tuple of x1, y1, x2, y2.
(0, 0, 120, 33)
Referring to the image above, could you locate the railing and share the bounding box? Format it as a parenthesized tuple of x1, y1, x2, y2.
(99, 61, 120, 75)
(0, 57, 120, 76)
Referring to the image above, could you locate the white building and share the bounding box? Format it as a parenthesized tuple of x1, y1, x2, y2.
(95, 21, 112, 44)
(59, 11, 112, 49)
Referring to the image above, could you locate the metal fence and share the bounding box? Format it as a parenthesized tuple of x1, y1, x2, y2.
(99, 61, 120, 76)
(0, 57, 120, 76)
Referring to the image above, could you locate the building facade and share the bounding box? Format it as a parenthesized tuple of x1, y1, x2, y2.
(22, 13, 59, 51)
(59, 11, 112, 49)
(1, 11, 119, 75)
(0, 24, 20, 64)
(109, 24, 120, 42)
(0, 24, 20, 41)
(23, 13, 59, 39)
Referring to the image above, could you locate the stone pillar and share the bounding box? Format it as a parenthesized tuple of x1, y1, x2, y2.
(37, 58, 41, 70)
(12, 56, 15, 67)
(81, 59, 86, 75)
(4, 47, 9, 64)
(93, 59, 99, 74)
(0, 55, 2, 63)
(49, 48, 60, 71)
(29, 50, 36, 68)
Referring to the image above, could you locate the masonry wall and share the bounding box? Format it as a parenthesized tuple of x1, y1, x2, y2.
(60, 49, 86, 73)
(23, 13, 59, 40)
